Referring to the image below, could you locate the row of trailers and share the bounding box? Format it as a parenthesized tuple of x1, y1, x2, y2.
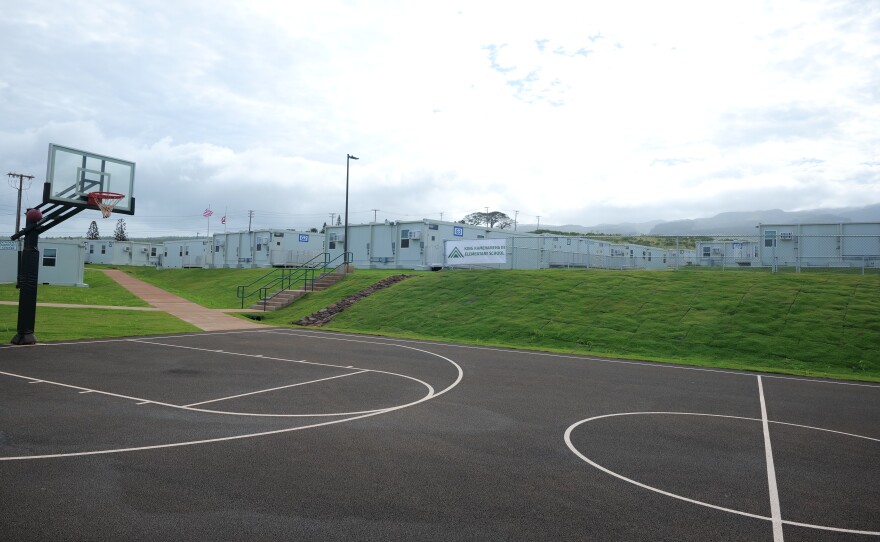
(3, 221, 877, 287)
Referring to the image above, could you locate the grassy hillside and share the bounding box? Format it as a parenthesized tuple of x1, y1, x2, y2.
(260, 268, 880, 381)
(5, 266, 877, 381)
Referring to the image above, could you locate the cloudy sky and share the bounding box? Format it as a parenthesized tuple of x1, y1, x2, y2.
(2, 0, 878, 237)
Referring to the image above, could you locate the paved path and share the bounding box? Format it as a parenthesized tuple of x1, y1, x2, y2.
(100, 269, 268, 331)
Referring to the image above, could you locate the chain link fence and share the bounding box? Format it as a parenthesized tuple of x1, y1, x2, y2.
(458, 232, 880, 274)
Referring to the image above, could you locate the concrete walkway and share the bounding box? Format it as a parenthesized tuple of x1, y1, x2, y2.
(100, 269, 269, 331)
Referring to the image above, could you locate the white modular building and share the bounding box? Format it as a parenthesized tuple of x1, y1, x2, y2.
(695, 240, 760, 268)
(85, 240, 158, 267)
(211, 230, 326, 268)
(757, 222, 880, 269)
(160, 238, 211, 269)
(325, 220, 678, 271)
(325, 220, 525, 270)
(0, 238, 87, 286)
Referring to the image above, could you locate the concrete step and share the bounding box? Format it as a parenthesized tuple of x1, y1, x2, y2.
(251, 271, 348, 311)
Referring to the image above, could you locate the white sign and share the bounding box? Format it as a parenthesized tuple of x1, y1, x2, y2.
(0, 241, 17, 250)
(453, 226, 464, 237)
(445, 239, 507, 264)
(299, 234, 309, 242)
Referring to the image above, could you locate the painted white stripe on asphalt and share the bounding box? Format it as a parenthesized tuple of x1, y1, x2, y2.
(0, 343, 464, 461)
(184, 370, 369, 407)
(565, 411, 880, 536)
(759, 375, 785, 541)
(271, 329, 880, 388)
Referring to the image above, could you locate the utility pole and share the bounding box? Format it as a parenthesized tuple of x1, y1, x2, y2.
(329, 212, 336, 226)
(248, 210, 254, 232)
(485, 206, 490, 227)
(7, 172, 34, 233)
(513, 210, 519, 231)
(536, 215, 541, 230)
(372, 209, 379, 222)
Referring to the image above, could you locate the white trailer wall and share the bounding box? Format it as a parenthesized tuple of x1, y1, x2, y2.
(212, 230, 325, 268)
(0, 239, 86, 286)
(758, 223, 880, 268)
(85, 240, 156, 266)
(161, 239, 210, 268)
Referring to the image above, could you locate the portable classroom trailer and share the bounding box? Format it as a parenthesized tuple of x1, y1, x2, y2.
(757, 222, 880, 269)
(0, 238, 87, 286)
(211, 230, 325, 268)
(695, 240, 760, 267)
(160, 239, 211, 268)
(325, 220, 533, 270)
(85, 240, 157, 267)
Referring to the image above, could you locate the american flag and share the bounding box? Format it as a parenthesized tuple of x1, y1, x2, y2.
(221, 216, 226, 224)
(203, 208, 213, 217)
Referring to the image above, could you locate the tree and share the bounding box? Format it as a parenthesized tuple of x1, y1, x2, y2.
(461, 211, 513, 229)
(309, 227, 318, 233)
(336, 215, 342, 226)
(113, 218, 128, 241)
(320, 222, 327, 234)
(86, 220, 100, 240)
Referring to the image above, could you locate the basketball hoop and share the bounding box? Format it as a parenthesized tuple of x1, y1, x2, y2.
(87, 191, 124, 218)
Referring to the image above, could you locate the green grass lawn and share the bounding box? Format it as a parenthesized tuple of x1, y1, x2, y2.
(3, 265, 878, 381)
(0, 269, 148, 306)
(0, 305, 199, 342)
(99, 265, 301, 308)
(258, 268, 880, 382)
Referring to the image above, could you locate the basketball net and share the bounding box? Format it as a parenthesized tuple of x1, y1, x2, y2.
(87, 192, 124, 219)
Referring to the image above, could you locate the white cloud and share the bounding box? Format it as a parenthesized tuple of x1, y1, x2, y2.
(1, 0, 878, 237)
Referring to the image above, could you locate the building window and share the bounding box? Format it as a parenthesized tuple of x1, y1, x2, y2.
(703, 247, 711, 257)
(42, 248, 57, 267)
(151, 247, 157, 257)
(256, 243, 262, 251)
(428, 224, 438, 230)
(179, 247, 183, 257)
(185, 248, 189, 256)
(400, 239, 410, 249)
(89, 245, 94, 254)
(101, 244, 106, 254)
(215, 245, 220, 253)
(329, 241, 336, 250)
(764, 230, 777, 248)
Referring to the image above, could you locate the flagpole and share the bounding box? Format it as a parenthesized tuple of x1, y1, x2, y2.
(223, 206, 227, 234)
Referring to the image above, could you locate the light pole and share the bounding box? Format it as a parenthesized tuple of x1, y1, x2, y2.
(344, 154, 359, 265)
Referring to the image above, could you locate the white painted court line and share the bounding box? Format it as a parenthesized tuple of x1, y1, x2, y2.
(0, 365, 434, 418)
(6, 327, 877, 389)
(272, 329, 880, 389)
(130, 338, 342, 371)
(184, 370, 369, 407)
(758, 376, 784, 542)
(0, 341, 464, 461)
(565, 412, 880, 536)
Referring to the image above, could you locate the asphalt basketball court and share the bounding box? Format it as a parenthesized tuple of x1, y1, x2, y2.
(1, 328, 878, 541)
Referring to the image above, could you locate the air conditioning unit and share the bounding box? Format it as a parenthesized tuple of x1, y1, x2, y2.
(780, 232, 793, 240)
(122, 246, 130, 252)
(330, 233, 344, 242)
(140, 247, 149, 253)
(408, 230, 422, 240)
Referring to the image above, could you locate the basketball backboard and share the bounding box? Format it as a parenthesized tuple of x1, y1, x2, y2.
(45, 144, 136, 215)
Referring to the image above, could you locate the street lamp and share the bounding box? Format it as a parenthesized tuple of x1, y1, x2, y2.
(344, 154, 359, 265)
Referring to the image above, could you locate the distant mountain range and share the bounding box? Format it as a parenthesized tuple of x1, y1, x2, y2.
(521, 203, 880, 236)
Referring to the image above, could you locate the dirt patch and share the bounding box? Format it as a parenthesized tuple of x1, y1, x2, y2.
(294, 274, 412, 326)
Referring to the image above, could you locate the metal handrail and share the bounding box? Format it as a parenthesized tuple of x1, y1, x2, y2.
(237, 252, 352, 309)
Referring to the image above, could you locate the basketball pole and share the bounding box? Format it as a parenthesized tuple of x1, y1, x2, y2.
(11, 210, 41, 345)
